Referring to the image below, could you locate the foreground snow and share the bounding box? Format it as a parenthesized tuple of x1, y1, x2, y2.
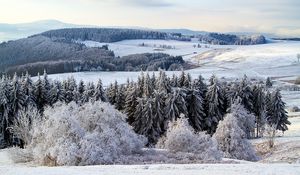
(0, 163, 299, 175)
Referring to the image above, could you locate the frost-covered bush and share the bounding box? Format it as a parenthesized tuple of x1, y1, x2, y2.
(23, 101, 146, 166)
(230, 101, 256, 138)
(157, 117, 221, 161)
(288, 106, 300, 112)
(213, 114, 258, 161)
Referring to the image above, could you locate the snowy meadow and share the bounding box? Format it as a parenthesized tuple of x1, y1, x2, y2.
(0, 40, 300, 175)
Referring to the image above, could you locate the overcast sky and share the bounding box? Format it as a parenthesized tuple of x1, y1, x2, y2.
(0, 0, 299, 36)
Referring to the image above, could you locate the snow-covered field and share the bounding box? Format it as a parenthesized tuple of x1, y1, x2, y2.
(6, 40, 300, 174)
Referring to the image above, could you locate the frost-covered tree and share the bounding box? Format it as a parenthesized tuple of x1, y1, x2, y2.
(164, 88, 188, 122)
(186, 89, 206, 131)
(142, 73, 152, 97)
(229, 98, 256, 139)
(107, 81, 118, 104)
(132, 95, 164, 145)
(94, 79, 106, 102)
(205, 77, 225, 134)
(124, 84, 139, 125)
(192, 75, 207, 99)
(20, 72, 35, 109)
(170, 74, 178, 87)
(228, 75, 253, 112)
(156, 71, 171, 93)
(252, 85, 266, 137)
(21, 101, 146, 166)
(213, 114, 258, 161)
(157, 117, 221, 160)
(0, 77, 11, 144)
(10, 74, 26, 118)
(267, 89, 291, 132)
(177, 71, 186, 88)
(115, 85, 126, 111)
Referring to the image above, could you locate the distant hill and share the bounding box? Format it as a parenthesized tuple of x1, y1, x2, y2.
(0, 34, 185, 75)
(0, 20, 88, 42)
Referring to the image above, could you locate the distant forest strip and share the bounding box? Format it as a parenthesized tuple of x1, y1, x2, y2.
(0, 35, 186, 76)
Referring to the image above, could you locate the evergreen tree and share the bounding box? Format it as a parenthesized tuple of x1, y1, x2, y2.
(178, 71, 185, 87)
(186, 88, 206, 131)
(107, 81, 118, 104)
(10, 74, 26, 117)
(125, 84, 139, 125)
(20, 72, 35, 109)
(143, 73, 152, 97)
(170, 74, 178, 87)
(94, 79, 106, 102)
(156, 71, 171, 93)
(0, 77, 11, 144)
(83, 82, 95, 102)
(183, 73, 192, 88)
(33, 73, 47, 112)
(252, 85, 266, 137)
(205, 77, 225, 134)
(267, 89, 291, 132)
(115, 85, 126, 111)
(164, 88, 188, 122)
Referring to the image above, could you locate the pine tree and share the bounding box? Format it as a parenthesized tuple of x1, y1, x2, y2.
(164, 88, 188, 123)
(107, 81, 118, 104)
(20, 72, 35, 109)
(94, 79, 106, 102)
(152, 90, 166, 134)
(183, 73, 192, 88)
(267, 89, 291, 132)
(33, 73, 45, 112)
(252, 85, 266, 137)
(205, 77, 225, 134)
(156, 71, 171, 93)
(186, 88, 206, 131)
(170, 74, 178, 87)
(178, 71, 185, 87)
(41, 70, 51, 105)
(125, 84, 139, 125)
(83, 82, 95, 103)
(115, 85, 126, 111)
(10, 74, 26, 117)
(0, 77, 11, 144)
(143, 73, 152, 97)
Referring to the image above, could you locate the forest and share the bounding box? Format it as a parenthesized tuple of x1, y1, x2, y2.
(0, 71, 290, 152)
(199, 33, 266, 45)
(0, 35, 185, 75)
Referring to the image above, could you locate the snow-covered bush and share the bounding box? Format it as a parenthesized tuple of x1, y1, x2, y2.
(12, 106, 41, 146)
(157, 117, 221, 161)
(213, 114, 259, 161)
(230, 100, 256, 138)
(19, 101, 146, 166)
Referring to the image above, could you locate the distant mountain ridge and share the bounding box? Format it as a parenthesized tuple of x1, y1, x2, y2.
(0, 19, 279, 42)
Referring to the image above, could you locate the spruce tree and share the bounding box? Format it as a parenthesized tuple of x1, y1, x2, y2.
(186, 88, 206, 131)
(164, 88, 188, 122)
(252, 85, 266, 137)
(125, 84, 139, 125)
(115, 85, 126, 111)
(205, 77, 225, 134)
(94, 79, 106, 102)
(267, 89, 291, 132)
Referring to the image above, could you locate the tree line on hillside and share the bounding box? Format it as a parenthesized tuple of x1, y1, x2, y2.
(199, 33, 266, 45)
(0, 71, 290, 148)
(40, 28, 168, 43)
(0, 35, 185, 75)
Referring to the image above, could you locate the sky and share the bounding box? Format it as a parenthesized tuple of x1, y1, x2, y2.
(0, 0, 299, 36)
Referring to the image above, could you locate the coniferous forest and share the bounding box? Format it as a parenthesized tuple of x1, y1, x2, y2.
(0, 70, 290, 148)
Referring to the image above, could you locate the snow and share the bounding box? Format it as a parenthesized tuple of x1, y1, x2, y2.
(0, 162, 299, 175)
(4, 40, 300, 174)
